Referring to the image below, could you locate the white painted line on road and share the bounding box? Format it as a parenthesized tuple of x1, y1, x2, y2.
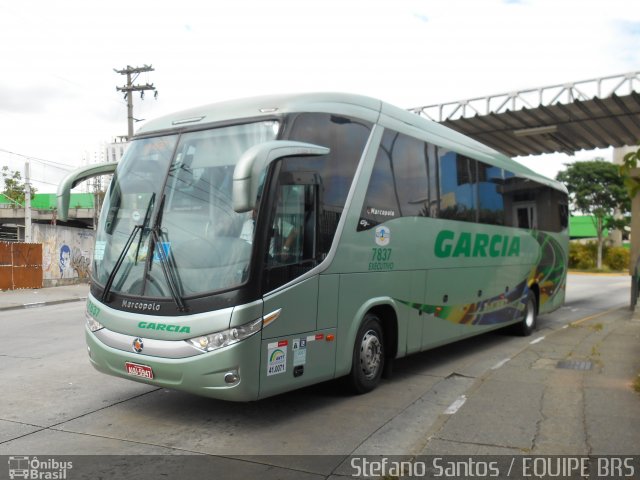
(491, 358, 510, 370)
(529, 336, 545, 345)
(444, 395, 467, 415)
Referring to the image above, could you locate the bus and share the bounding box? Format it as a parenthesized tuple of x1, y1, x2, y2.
(58, 93, 568, 401)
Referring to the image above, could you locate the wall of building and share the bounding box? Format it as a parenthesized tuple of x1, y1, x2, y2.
(32, 224, 94, 286)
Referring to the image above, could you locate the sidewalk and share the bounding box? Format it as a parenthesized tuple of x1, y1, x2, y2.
(419, 306, 640, 455)
(0, 283, 89, 311)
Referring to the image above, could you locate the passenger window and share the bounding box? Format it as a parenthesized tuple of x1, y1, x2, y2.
(359, 135, 400, 230)
(359, 130, 428, 230)
(391, 133, 428, 216)
(426, 143, 440, 217)
(439, 151, 478, 222)
(477, 162, 505, 225)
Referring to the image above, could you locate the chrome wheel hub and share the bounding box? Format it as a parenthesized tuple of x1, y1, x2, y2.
(359, 330, 382, 380)
(525, 299, 535, 327)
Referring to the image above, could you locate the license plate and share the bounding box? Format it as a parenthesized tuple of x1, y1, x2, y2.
(125, 362, 154, 379)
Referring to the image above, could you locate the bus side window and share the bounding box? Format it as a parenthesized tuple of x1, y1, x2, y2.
(264, 180, 318, 292)
(270, 185, 304, 264)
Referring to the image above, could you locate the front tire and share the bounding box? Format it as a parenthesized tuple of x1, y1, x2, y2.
(515, 291, 537, 336)
(347, 314, 385, 394)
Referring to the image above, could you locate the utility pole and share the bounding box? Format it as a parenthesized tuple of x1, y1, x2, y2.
(92, 176, 103, 230)
(24, 159, 32, 243)
(114, 64, 157, 140)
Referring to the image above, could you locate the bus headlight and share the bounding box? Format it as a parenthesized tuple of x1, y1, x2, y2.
(187, 318, 262, 352)
(86, 312, 105, 332)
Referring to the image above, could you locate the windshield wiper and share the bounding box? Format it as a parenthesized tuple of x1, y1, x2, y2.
(101, 194, 156, 303)
(150, 227, 187, 312)
(101, 225, 141, 303)
(149, 195, 188, 312)
(134, 193, 156, 264)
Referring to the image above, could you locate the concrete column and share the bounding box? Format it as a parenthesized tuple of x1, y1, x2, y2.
(24, 160, 32, 243)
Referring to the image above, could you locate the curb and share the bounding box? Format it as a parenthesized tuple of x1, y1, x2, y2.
(568, 270, 630, 277)
(0, 297, 87, 312)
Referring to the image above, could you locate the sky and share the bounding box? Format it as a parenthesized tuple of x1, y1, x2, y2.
(0, 0, 639, 192)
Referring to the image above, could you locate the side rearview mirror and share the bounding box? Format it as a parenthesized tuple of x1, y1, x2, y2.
(232, 141, 329, 212)
(57, 162, 118, 221)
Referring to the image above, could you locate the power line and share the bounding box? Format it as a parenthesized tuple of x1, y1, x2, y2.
(30, 178, 61, 187)
(0, 147, 74, 169)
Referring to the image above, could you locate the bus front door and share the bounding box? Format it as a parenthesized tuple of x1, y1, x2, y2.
(258, 179, 336, 398)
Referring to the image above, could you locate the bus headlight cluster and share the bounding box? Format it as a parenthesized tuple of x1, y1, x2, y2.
(86, 312, 105, 332)
(187, 318, 262, 352)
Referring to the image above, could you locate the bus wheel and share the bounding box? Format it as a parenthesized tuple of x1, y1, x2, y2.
(348, 314, 385, 394)
(516, 291, 537, 336)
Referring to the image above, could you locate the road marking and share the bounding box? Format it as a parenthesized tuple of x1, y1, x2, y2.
(491, 358, 510, 370)
(529, 336, 545, 344)
(444, 395, 467, 415)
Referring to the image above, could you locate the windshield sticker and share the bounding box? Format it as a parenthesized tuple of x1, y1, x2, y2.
(292, 338, 307, 367)
(267, 341, 287, 376)
(153, 242, 171, 262)
(375, 226, 391, 246)
(94, 241, 106, 261)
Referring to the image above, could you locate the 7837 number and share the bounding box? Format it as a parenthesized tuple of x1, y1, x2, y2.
(371, 248, 392, 262)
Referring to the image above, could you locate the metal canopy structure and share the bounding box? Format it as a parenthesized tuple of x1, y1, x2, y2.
(410, 72, 640, 157)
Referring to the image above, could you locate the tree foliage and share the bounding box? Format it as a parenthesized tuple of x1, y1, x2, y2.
(1, 166, 36, 205)
(556, 159, 629, 269)
(556, 159, 630, 216)
(619, 145, 640, 197)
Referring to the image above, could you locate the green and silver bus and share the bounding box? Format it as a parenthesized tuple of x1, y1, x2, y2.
(59, 93, 568, 401)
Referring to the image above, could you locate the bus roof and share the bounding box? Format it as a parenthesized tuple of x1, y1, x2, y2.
(136, 92, 565, 192)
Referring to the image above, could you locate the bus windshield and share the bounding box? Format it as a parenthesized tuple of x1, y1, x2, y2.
(93, 121, 279, 298)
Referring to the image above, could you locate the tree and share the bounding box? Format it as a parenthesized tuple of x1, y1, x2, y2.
(1, 166, 36, 205)
(556, 159, 630, 269)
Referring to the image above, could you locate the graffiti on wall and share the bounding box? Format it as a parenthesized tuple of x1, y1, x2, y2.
(33, 224, 95, 280)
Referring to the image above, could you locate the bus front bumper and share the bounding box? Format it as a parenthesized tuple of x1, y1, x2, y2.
(85, 325, 262, 402)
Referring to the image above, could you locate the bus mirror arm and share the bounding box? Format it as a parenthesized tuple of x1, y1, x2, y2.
(57, 162, 118, 221)
(232, 141, 329, 213)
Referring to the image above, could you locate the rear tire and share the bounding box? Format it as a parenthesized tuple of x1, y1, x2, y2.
(347, 314, 385, 394)
(515, 291, 537, 336)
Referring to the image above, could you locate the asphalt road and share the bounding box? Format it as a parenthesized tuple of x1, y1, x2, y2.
(0, 274, 635, 478)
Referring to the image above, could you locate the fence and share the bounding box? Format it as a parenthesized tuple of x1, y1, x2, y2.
(0, 242, 43, 290)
